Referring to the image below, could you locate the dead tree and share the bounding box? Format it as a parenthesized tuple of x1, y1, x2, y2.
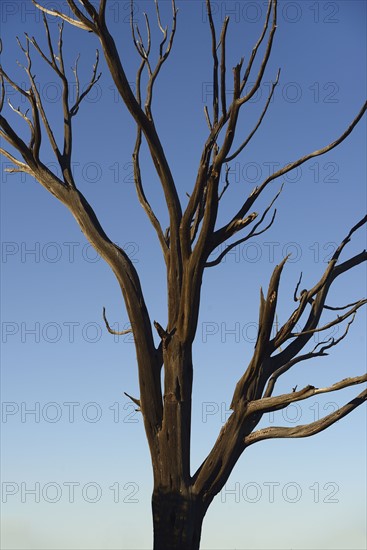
(1, 1, 366, 548)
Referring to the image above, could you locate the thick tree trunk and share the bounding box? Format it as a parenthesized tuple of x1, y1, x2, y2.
(152, 491, 205, 550)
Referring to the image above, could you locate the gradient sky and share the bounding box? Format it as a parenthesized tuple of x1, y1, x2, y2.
(1, 1, 366, 549)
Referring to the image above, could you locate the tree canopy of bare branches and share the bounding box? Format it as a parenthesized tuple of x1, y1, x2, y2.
(1, 1, 366, 548)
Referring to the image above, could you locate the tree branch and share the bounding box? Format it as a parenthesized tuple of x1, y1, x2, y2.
(230, 255, 289, 410)
(206, 0, 219, 127)
(132, 128, 169, 259)
(263, 312, 358, 398)
(70, 49, 101, 116)
(16, 35, 61, 164)
(224, 68, 280, 163)
(249, 374, 367, 416)
(0, 147, 33, 174)
(219, 17, 229, 118)
(292, 301, 366, 338)
(245, 388, 367, 445)
(130, 36, 169, 261)
(32, 0, 94, 31)
(102, 307, 132, 336)
(270, 216, 367, 361)
(222, 102, 367, 234)
(206, 184, 283, 266)
(239, 0, 277, 105)
(124, 392, 141, 409)
(240, 0, 273, 93)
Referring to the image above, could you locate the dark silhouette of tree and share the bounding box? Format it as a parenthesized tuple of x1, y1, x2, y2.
(1, 1, 366, 548)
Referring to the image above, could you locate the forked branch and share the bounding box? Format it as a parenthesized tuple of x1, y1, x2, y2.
(263, 312, 358, 398)
(206, 184, 283, 267)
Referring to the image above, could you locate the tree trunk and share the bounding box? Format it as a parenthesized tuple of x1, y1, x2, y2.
(152, 491, 205, 550)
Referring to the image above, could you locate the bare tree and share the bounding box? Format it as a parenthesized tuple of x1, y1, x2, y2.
(1, 1, 366, 548)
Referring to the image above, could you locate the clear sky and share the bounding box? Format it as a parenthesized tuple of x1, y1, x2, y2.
(1, 1, 366, 549)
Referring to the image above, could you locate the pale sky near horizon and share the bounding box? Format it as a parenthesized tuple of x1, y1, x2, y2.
(1, 1, 366, 549)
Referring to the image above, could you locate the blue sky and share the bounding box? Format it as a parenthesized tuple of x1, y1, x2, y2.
(1, 1, 366, 548)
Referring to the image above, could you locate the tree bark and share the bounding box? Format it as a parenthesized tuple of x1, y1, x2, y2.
(152, 490, 205, 550)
